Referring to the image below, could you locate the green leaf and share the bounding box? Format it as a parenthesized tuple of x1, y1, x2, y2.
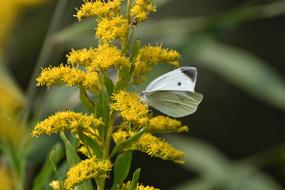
(193, 39, 285, 110)
(77, 128, 103, 159)
(110, 126, 147, 158)
(128, 168, 141, 190)
(60, 133, 93, 190)
(60, 132, 81, 167)
(111, 151, 133, 190)
(32, 144, 64, 190)
(80, 88, 95, 112)
(103, 74, 115, 97)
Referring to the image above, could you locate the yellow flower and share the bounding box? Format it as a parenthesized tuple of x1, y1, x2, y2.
(130, 0, 156, 22)
(64, 157, 112, 190)
(75, 0, 123, 21)
(111, 91, 149, 125)
(87, 44, 130, 72)
(113, 131, 184, 163)
(67, 48, 96, 67)
(96, 16, 129, 42)
(36, 65, 101, 92)
(32, 111, 103, 137)
(149, 116, 188, 133)
(132, 45, 180, 83)
(135, 133, 184, 163)
(49, 180, 61, 190)
(120, 181, 159, 190)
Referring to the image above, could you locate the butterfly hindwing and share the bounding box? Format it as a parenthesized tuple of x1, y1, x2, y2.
(145, 91, 203, 118)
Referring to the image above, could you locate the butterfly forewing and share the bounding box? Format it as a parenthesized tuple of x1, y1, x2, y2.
(145, 67, 197, 92)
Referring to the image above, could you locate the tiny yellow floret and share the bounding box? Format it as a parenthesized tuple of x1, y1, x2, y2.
(133, 45, 180, 83)
(111, 91, 149, 125)
(96, 16, 129, 42)
(120, 181, 159, 190)
(75, 0, 123, 20)
(130, 0, 156, 22)
(32, 111, 103, 137)
(64, 157, 112, 189)
(149, 116, 188, 133)
(49, 180, 61, 190)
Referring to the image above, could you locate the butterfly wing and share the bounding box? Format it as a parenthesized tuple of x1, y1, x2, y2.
(145, 90, 203, 118)
(145, 67, 197, 92)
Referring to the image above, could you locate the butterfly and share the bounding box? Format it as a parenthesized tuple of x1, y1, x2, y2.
(141, 67, 203, 118)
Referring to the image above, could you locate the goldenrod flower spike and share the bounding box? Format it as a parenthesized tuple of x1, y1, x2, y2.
(96, 16, 129, 42)
(67, 48, 97, 67)
(36, 65, 101, 92)
(133, 45, 181, 83)
(130, 0, 156, 22)
(32, 111, 103, 137)
(149, 116, 189, 133)
(88, 44, 130, 72)
(113, 131, 184, 163)
(111, 91, 149, 125)
(120, 181, 160, 190)
(75, 0, 123, 21)
(64, 157, 112, 190)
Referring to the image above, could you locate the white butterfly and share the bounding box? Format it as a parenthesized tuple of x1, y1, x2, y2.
(141, 67, 203, 118)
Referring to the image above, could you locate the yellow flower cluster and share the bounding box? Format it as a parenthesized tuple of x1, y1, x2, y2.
(113, 131, 184, 163)
(120, 181, 159, 190)
(67, 48, 96, 67)
(133, 45, 180, 83)
(32, 111, 103, 137)
(130, 0, 156, 22)
(111, 91, 149, 125)
(64, 157, 112, 189)
(149, 116, 189, 133)
(75, 0, 123, 20)
(134, 133, 184, 163)
(67, 44, 130, 72)
(96, 16, 129, 42)
(36, 65, 101, 92)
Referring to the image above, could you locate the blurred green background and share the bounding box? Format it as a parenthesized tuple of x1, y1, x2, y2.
(1, 0, 285, 189)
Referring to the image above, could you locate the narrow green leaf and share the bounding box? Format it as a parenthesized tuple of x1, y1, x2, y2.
(193, 39, 285, 110)
(103, 74, 115, 97)
(60, 133, 93, 190)
(111, 151, 133, 190)
(80, 88, 95, 112)
(110, 127, 147, 158)
(77, 128, 103, 159)
(60, 132, 80, 167)
(32, 144, 64, 190)
(129, 168, 141, 190)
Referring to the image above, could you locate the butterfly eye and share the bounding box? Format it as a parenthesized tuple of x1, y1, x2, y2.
(178, 82, 181, 86)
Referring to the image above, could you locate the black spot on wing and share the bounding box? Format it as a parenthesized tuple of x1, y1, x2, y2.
(181, 67, 196, 82)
